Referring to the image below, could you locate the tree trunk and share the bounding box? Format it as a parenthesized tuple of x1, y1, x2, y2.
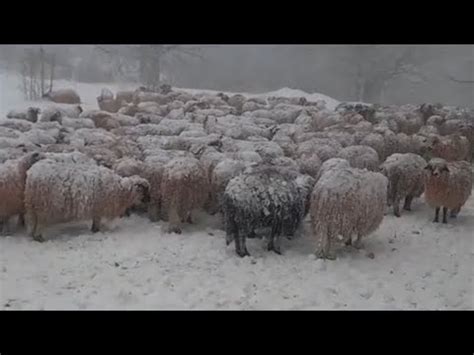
(49, 53, 55, 93)
(39, 47, 45, 96)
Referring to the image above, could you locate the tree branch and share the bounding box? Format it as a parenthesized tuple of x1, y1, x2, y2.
(448, 74, 474, 83)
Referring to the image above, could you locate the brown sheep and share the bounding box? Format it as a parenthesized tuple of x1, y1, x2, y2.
(43, 89, 81, 104)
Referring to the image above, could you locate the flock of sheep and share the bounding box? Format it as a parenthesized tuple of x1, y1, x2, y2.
(1, 85, 473, 259)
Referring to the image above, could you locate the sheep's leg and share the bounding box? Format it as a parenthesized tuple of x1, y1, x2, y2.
(450, 206, 460, 218)
(124, 208, 131, 217)
(353, 234, 364, 250)
(17, 214, 26, 228)
(0, 218, 5, 235)
(433, 207, 440, 223)
(148, 205, 160, 222)
(29, 214, 44, 243)
(442, 207, 448, 224)
(91, 217, 101, 233)
(167, 208, 182, 234)
(344, 234, 352, 246)
(235, 230, 250, 258)
(393, 198, 401, 217)
(403, 196, 413, 211)
(316, 229, 336, 260)
(186, 211, 193, 224)
(267, 226, 282, 255)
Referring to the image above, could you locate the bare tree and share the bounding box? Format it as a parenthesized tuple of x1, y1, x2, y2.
(333, 45, 430, 103)
(19, 47, 56, 100)
(95, 45, 204, 90)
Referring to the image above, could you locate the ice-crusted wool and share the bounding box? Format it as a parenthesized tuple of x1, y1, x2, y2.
(360, 133, 387, 160)
(314, 158, 350, 183)
(24, 161, 150, 240)
(43, 151, 96, 165)
(207, 159, 246, 214)
(160, 157, 209, 232)
(296, 138, 342, 162)
(337, 145, 380, 171)
(6, 107, 40, 123)
(0, 118, 33, 132)
(223, 166, 306, 257)
(424, 158, 472, 219)
(68, 128, 117, 147)
(61, 117, 95, 130)
(23, 129, 58, 146)
(380, 153, 427, 217)
(310, 167, 388, 259)
(297, 153, 322, 178)
(39, 107, 63, 124)
(428, 134, 470, 162)
(0, 147, 31, 164)
(0, 152, 44, 230)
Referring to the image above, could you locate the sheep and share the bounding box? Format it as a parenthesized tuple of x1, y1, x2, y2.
(380, 153, 427, 217)
(43, 151, 96, 165)
(160, 157, 209, 233)
(223, 166, 309, 257)
(297, 153, 322, 178)
(0, 118, 33, 132)
(0, 152, 44, 233)
(337, 145, 380, 171)
(61, 117, 95, 130)
(360, 133, 387, 161)
(427, 134, 470, 162)
(310, 165, 388, 259)
(43, 88, 81, 104)
(6, 107, 40, 123)
(116, 91, 135, 104)
(39, 107, 63, 124)
(296, 138, 342, 162)
(314, 158, 350, 183)
(24, 161, 150, 241)
(207, 159, 246, 215)
(423, 158, 472, 223)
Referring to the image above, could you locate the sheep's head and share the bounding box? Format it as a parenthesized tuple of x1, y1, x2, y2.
(27, 107, 40, 122)
(127, 176, 151, 206)
(21, 151, 45, 170)
(425, 158, 450, 178)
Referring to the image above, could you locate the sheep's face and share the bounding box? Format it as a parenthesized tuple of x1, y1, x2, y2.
(425, 159, 450, 178)
(27, 107, 40, 122)
(131, 179, 151, 205)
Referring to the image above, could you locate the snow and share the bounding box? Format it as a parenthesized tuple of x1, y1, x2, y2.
(0, 194, 472, 310)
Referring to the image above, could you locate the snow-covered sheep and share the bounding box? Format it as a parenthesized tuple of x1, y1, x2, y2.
(6, 107, 40, 123)
(337, 145, 380, 171)
(0, 118, 33, 132)
(43, 151, 96, 165)
(0, 152, 44, 233)
(116, 91, 134, 104)
(297, 153, 322, 178)
(360, 133, 387, 161)
(0, 146, 31, 164)
(423, 158, 472, 223)
(61, 117, 95, 130)
(296, 138, 342, 162)
(427, 134, 470, 162)
(24, 161, 150, 241)
(39, 107, 63, 124)
(43, 89, 81, 104)
(160, 157, 209, 233)
(223, 166, 308, 257)
(313, 158, 350, 183)
(310, 165, 388, 259)
(380, 153, 427, 217)
(206, 159, 246, 215)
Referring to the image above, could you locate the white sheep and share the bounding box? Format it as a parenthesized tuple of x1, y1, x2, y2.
(0, 152, 44, 233)
(160, 157, 209, 233)
(6, 107, 40, 123)
(380, 153, 427, 217)
(310, 163, 388, 259)
(24, 161, 150, 241)
(337, 145, 380, 171)
(423, 158, 472, 223)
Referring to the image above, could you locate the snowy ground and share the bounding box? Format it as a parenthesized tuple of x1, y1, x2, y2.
(1, 195, 472, 310)
(0, 71, 472, 310)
